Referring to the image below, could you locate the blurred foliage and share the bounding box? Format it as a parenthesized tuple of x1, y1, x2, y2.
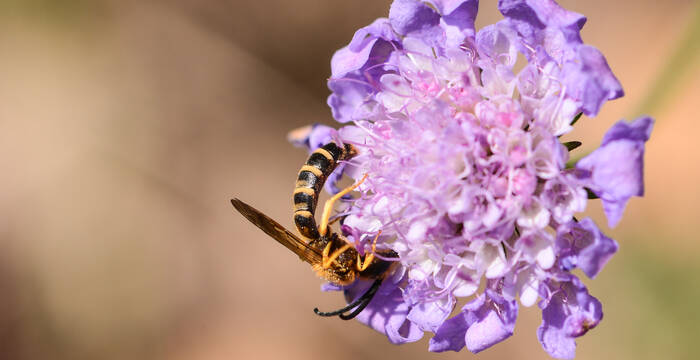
(168, 0, 394, 98)
(595, 244, 700, 360)
(635, 2, 700, 116)
(0, 0, 103, 23)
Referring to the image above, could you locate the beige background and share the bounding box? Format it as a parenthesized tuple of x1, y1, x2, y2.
(0, 1, 698, 359)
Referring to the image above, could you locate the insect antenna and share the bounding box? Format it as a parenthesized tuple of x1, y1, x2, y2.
(338, 289, 375, 320)
(313, 278, 382, 320)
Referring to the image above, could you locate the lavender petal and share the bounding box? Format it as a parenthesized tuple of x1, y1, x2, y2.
(576, 116, 654, 227)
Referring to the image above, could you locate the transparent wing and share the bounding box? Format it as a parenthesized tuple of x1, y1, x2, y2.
(231, 198, 323, 265)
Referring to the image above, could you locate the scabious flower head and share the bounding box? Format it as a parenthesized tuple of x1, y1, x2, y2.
(293, 0, 653, 358)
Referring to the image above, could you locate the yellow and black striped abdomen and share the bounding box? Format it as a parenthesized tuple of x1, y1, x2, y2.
(294, 142, 356, 239)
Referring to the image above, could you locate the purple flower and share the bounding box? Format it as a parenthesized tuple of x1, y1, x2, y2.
(328, 19, 400, 123)
(292, 0, 652, 358)
(429, 280, 518, 353)
(498, 0, 623, 116)
(556, 218, 618, 278)
(537, 276, 603, 359)
(335, 274, 425, 344)
(287, 123, 336, 150)
(576, 116, 653, 227)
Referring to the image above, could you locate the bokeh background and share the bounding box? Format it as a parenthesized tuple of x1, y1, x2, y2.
(1, 0, 698, 359)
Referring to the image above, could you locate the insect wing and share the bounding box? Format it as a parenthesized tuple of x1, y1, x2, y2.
(230, 198, 323, 265)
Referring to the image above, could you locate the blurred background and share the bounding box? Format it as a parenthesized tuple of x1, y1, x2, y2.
(0, 0, 698, 359)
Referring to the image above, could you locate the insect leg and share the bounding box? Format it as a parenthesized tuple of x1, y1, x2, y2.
(327, 215, 343, 227)
(318, 174, 368, 236)
(322, 242, 352, 269)
(356, 230, 381, 271)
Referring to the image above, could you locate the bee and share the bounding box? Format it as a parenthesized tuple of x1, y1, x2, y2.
(231, 142, 397, 320)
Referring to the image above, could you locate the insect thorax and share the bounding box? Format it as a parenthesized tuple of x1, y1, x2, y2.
(311, 231, 359, 285)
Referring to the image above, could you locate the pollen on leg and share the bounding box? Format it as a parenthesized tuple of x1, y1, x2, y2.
(323, 243, 352, 269)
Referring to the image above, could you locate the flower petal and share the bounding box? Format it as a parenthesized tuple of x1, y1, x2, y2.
(576, 116, 654, 227)
(498, 0, 586, 63)
(327, 74, 376, 123)
(287, 124, 335, 150)
(432, 0, 479, 46)
(475, 23, 519, 68)
(390, 0, 441, 36)
(428, 310, 469, 352)
(347, 278, 424, 344)
(429, 285, 518, 354)
(407, 296, 456, 332)
(537, 277, 602, 359)
(330, 18, 398, 78)
(430, 0, 479, 16)
(498, 0, 622, 116)
(328, 18, 401, 123)
(556, 218, 618, 278)
(321, 282, 343, 292)
(561, 45, 624, 116)
(464, 289, 518, 353)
